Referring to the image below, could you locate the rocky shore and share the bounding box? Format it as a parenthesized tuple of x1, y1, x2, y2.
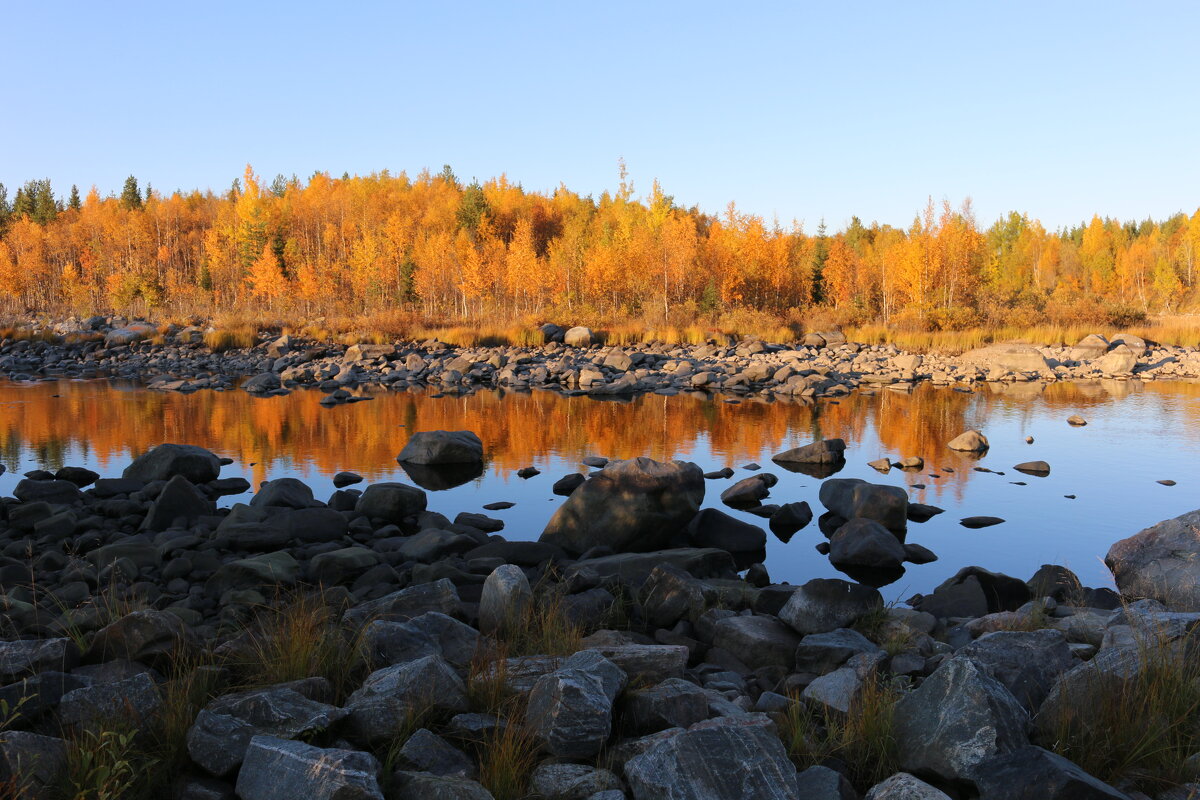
(0, 435, 1197, 800)
(2, 319, 1198, 401)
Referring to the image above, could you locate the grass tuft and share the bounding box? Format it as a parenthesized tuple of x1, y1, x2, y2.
(1037, 620, 1200, 793)
(779, 670, 903, 791)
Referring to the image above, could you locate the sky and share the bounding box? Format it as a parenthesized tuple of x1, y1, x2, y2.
(3, 1, 1198, 232)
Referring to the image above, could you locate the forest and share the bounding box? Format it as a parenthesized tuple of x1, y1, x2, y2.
(1, 164, 1197, 336)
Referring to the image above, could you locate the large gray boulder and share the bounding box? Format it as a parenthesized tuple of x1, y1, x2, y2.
(957, 629, 1076, 713)
(1105, 508, 1200, 610)
(1094, 344, 1137, 374)
(540, 458, 705, 555)
(972, 745, 1131, 800)
(1109, 332, 1147, 356)
(57, 672, 163, 733)
(712, 615, 800, 670)
(564, 326, 595, 347)
(526, 650, 627, 758)
(234, 736, 383, 800)
(779, 578, 883, 635)
(344, 655, 468, 743)
(620, 678, 710, 734)
(0, 731, 68, 800)
(478, 564, 531, 635)
(962, 343, 1053, 376)
(85, 609, 190, 663)
(342, 579, 463, 629)
(1067, 334, 1110, 361)
(624, 717, 801, 799)
(0, 639, 79, 682)
(397, 431, 484, 465)
(123, 443, 222, 484)
(819, 478, 908, 533)
(893, 656, 1029, 784)
(187, 684, 347, 778)
(362, 612, 480, 672)
(530, 762, 623, 799)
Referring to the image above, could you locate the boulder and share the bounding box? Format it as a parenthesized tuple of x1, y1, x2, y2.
(684, 509, 766, 560)
(206, 552, 299, 598)
(962, 343, 1053, 376)
(620, 678, 710, 734)
(564, 326, 595, 347)
(915, 567, 1031, 618)
(85, 609, 190, 663)
(769, 502, 813, 541)
(772, 438, 847, 465)
(1109, 332, 1147, 356)
(624, 717, 801, 799)
(793, 628, 883, 676)
(796, 765, 857, 800)
(530, 763, 623, 799)
(865, 773, 952, 799)
(526, 651, 627, 758)
(947, 430, 989, 452)
(893, 655, 1029, 784)
(540, 458, 705, 555)
(355, 482, 427, 523)
(104, 322, 156, 347)
(342, 579, 461, 629)
(779, 578, 883, 635)
(829, 518, 906, 571)
(552, 473, 586, 496)
(1067, 334, 1110, 361)
(392, 728, 474, 779)
(0, 731, 68, 800)
(972, 745, 1131, 800)
(250, 478, 316, 509)
(344, 656, 468, 743)
(1105, 508, 1200, 610)
(719, 475, 773, 507)
(57, 672, 163, 733)
(141, 474, 214, 531)
(0, 639, 79, 683)
(187, 684, 348, 778)
(1094, 345, 1136, 374)
(712, 615, 801, 670)
(362, 612, 480, 672)
(397, 430, 484, 465)
(478, 564, 531, 634)
(13, 479, 81, 505)
(957, 630, 1076, 713)
(123, 443, 222, 484)
(243, 372, 282, 393)
(818, 478, 908, 533)
(234, 736, 383, 800)
(389, 772, 493, 799)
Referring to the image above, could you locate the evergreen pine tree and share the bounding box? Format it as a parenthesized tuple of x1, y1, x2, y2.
(68, 184, 81, 211)
(0, 183, 9, 229)
(32, 179, 57, 224)
(120, 175, 143, 210)
(811, 218, 829, 304)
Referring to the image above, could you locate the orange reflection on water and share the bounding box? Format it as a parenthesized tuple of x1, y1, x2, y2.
(1, 378, 1197, 494)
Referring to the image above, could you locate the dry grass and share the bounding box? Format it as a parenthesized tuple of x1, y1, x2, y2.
(229, 592, 365, 701)
(1037, 618, 1200, 792)
(475, 721, 541, 800)
(779, 671, 903, 791)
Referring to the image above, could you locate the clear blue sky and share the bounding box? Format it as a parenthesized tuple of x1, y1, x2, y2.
(4, 1, 1197, 231)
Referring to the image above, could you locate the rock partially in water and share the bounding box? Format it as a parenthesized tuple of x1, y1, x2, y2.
(819, 478, 908, 533)
(540, 457, 704, 556)
(123, 443, 222, 484)
(960, 516, 1005, 528)
(772, 438, 847, 465)
(1013, 460, 1050, 476)
(947, 429, 990, 452)
(829, 518, 906, 571)
(1106, 508, 1200, 611)
(397, 430, 484, 465)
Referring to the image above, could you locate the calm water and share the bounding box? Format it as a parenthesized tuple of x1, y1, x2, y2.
(2, 378, 1198, 601)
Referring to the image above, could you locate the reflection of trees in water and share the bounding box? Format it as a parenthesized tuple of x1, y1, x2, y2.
(1, 379, 1198, 491)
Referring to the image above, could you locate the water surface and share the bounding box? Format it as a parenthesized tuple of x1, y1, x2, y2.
(2, 378, 1197, 600)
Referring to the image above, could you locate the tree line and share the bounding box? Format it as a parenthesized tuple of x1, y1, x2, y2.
(1, 164, 1196, 329)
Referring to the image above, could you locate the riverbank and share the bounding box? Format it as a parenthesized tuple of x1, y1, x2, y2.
(0, 441, 1197, 799)
(2, 318, 1199, 401)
